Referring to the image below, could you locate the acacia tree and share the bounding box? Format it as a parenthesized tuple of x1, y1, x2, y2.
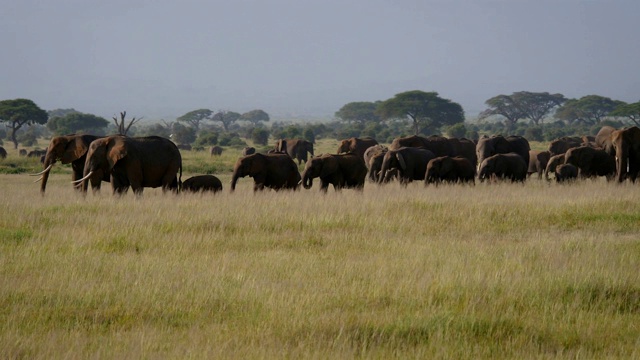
(0, 98, 48, 149)
(479, 94, 525, 132)
(376, 91, 464, 135)
(176, 109, 213, 132)
(335, 101, 381, 125)
(512, 91, 566, 125)
(240, 109, 270, 126)
(611, 101, 640, 126)
(555, 95, 624, 125)
(47, 112, 109, 135)
(113, 111, 142, 136)
(212, 110, 241, 132)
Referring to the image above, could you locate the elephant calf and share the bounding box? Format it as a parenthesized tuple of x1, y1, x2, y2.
(182, 175, 223, 193)
(301, 153, 367, 192)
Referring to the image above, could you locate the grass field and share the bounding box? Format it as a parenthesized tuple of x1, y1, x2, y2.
(1, 140, 640, 358)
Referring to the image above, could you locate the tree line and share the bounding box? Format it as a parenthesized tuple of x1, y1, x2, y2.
(1, 90, 638, 149)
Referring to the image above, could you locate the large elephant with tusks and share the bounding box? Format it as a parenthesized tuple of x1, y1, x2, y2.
(32, 134, 110, 193)
(76, 135, 182, 195)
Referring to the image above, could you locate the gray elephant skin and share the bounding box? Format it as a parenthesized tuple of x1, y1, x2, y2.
(389, 135, 454, 157)
(33, 134, 110, 193)
(301, 153, 367, 192)
(363, 145, 388, 182)
(379, 147, 436, 185)
(80, 135, 182, 195)
(425, 156, 475, 185)
(478, 153, 527, 183)
(182, 175, 223, 193)
(555, 164, 578, 183)
(528, 150, 551, 179)
(611, 126, 640, 182)
(337, 137, 379, 159)
(564, 146, 616, 180)
(231, 153, 300, 192)
(476, 135, 530, 170)
(274, 138, 314, 164)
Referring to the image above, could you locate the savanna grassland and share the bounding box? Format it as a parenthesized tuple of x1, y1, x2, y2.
(1, 140, 640, 359)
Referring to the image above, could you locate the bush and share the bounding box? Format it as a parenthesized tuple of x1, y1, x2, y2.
(195, 131, 219, 146)
(251, 128, 270, 146)
(302, 127, 315, 144)
(524, 127, 543, 142)
(219, 132, 246, 147)
(446, 123, 467, 138)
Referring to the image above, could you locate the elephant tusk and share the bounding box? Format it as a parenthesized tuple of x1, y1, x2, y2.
(71, 171, 93, 184)
(30, 164, 53, 176)
(33, 176, 43, 183)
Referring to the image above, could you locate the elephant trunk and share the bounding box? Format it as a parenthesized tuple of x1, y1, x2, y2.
(302, 171, 313, 189)
(230, 172, 240, 192)
(38, 155, 56, 193)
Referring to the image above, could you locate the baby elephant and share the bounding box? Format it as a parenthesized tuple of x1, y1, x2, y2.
(555, 164, 578, 183)
(182, 175, 223, 193)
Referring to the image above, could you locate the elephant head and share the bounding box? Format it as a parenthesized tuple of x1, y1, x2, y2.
(275, 139, 287, 153)
(611, 126, 640, 182)
(231, 153, 265, 191)
(301, 155, 338, 189)
(32, 134, 98, 193)
(336, 139, 353, 154)
(74, 137, 125, 189)
(378, 150, 406, 184)
(476, 136, 510, 169)
(425, 156, 451, 183)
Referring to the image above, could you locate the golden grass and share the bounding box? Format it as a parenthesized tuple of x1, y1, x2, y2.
(2, 154, 640, 358)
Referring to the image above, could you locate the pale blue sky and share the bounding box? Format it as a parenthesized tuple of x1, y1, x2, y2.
(1, 0, 638, 120)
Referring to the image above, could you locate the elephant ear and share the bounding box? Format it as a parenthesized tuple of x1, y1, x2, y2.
(107, 138, 127, 168)
(396, 152, 407, 170)
(61, 137, 88, 164)
(320, 156, 337, 178)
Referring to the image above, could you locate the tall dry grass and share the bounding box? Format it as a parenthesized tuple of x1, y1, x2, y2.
(1, 171, 640, 358)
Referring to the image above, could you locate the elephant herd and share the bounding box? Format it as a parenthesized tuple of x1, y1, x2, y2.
(29, 126, 640, 196)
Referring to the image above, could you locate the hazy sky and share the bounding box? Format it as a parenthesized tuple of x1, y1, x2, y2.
(1, 0, 638, 121)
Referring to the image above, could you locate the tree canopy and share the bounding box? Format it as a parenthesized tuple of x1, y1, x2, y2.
(479, 91, 565, 130)
(376, 91, 464, 135)
(335, 101, 381, 125)
(240, 109, 270, 125)
(212, 110, 241, 132)
(176, 109, 213, 131)
(611, 101, 640, 126)
(555, 95, 624, 125)
(0, 98, 48, 149)
(47, 112, 109, 135)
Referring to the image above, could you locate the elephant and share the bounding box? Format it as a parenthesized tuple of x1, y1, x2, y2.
(182, 175, 223, 193)
(547, 136, 582, 156)
(425, 156, 475, 185)
(0, 146, 6, 159)
(230, 153, 301, 192)
(28, 150, 46, 158)
(527, 150, 551, 179)
(478, 153, 528, 183)
(274, 138, 314, 164)
(378, 147, 437, 185)
(76, 135, 182, 195)
(389, 135, 454, 157)
(337, 137, 379, 160)
(595, 126, 617, 156)
(447, 137, 478, 169)
(564, 145, 616, 180)
(31, 134, 110, 193)
(242, 146, 256, 156)
(210, 145, 223, 156)
(611, 126, 640, 182)
(544, 154, 566, 181)
(475, 135, 530, 171)
(363, 145, 388, 182)
(555, 164, 578, 183)
(19, 149, 27, 156)
(301, 153, 367, 192)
